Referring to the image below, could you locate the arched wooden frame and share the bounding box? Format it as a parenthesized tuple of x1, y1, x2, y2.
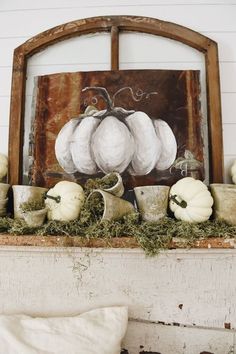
(8, 15, 223, 185)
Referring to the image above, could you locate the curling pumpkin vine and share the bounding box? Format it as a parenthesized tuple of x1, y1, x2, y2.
(55, 86, 177, 176)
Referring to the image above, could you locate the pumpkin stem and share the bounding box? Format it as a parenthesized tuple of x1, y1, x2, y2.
(170, 194, 187, 208)
(44, 193, 61, 204)
(82, 87, 113, 111)
(112, 86, 158, 106)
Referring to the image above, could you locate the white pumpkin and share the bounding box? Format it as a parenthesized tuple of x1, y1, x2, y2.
(45, 181, 85, 221)
(55, 87, 177, 176)
(169, 177, 213, 222)
(0, 153, 8, 180)
(153, 119, 177, 170)
(231, 160, 236, 184)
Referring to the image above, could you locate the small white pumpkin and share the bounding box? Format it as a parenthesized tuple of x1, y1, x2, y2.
(45, 181, 85, 221)
(0, 153, 8, 180)
(169, 177, 213, 223)
(231, 160, 236, 184)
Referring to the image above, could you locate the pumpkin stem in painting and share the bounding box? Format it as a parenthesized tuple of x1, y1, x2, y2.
(82, 87, 113, 111)
(112, 86, 158, 106)
(44, 193, 61, 204)
(170, 194, 187, 208)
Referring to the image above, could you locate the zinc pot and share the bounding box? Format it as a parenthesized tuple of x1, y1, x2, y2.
(0, 198, 8, 217)
(12, 185, 48, 219)
(210, 183, 236, 225)
(134, 185, 170, 222)
(87, 189, 134, 221)
(103, 172, 124, 197)
(0, 183, 10, 199)
(22, 208, 48, 227)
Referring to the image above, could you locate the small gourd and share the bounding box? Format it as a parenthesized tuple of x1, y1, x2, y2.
(0, 153, 8, 180)
(45, 181, 85, 221)
(169, 177, 213, 223)
(231, 160, 236, 184)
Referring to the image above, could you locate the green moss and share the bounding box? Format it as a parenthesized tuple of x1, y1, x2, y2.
(8, 218, 39, 235)
(20, 200, 45, 212)
(85, 192, 105, 221)
(0, 217, 13, 233)
(84, 173, 118, 195)
(1, 213, 236, 256)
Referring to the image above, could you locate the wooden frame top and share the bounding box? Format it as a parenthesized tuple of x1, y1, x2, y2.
(8, 15, 223, 185)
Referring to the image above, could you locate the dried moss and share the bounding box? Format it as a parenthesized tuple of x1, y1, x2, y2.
(85, 193, 105, 221)
(0, 217, 13, 233)
(20, 200, 45, 212)
(1, 213, 236, 255)
(8, 218, 39, 235)
(84, 173, 118, 195)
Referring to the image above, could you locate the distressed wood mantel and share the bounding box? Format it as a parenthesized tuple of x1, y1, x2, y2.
(0, 234, 235, 249)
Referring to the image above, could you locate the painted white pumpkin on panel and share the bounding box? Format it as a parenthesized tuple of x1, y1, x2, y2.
(55, 87, 177, 176)
(169, 177, 213, 223)
(231, 160, 236, 184)
(45, 181, 85, 221)
(0, 153, 8, 180)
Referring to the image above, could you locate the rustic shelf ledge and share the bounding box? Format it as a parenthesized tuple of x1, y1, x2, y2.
(0, 234, 234, 249)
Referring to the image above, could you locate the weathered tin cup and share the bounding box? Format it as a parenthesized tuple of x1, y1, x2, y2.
(0, 183, 10, 199)
(103, 172, 124, 197)
(0, 198, 8, 217)
(87, 189, 134, 221)
(12, 185, 48, 219)
(210, 183, 236, 225)
(134, 185, 170, 222)
(22, 208, 48, 227)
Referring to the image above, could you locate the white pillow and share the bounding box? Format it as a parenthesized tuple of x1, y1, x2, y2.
(0, 306, 128, 354)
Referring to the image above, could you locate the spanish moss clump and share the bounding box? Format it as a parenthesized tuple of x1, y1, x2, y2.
(9, 219, 38, 235)
(38, 220, 84, 236)
(0, 217, 13, 233)
(84, 173, 118, 195)
(85, 193, 105, 221)
(20, 200, 45, 212)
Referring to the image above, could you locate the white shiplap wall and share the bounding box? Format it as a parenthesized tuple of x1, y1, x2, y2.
(1, 0, 236, 182)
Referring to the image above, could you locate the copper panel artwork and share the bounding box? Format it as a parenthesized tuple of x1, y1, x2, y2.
(30, 69, 203, 190)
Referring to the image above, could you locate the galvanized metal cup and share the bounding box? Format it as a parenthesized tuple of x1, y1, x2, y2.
(210, 183, 236, 225)
(0, 198, 8, 217)
(87, 189, 134, 221)
(12, 185, 48, 219)
(103, 172, 124, 197)
(134, 185, 170, 222)
(0, 183, 10, 199)
(22, 208, 48, 227)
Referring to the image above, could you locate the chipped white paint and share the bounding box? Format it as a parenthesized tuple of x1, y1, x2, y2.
(0, 246, 236, 353)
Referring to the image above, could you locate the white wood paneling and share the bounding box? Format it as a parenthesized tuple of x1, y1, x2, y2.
(223, 124, 236, 155)
(211, 32, 236, 62)
(220, 62, 236, 92)
(0, 97, 10, 126)
(0, 126, 9, 154)
(27, 33, 110, 66)
(1, 0, 236, 12)
(124, 320, 235, 354)
(222, 93, 236, 124)
(0, 5, 236, 38)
